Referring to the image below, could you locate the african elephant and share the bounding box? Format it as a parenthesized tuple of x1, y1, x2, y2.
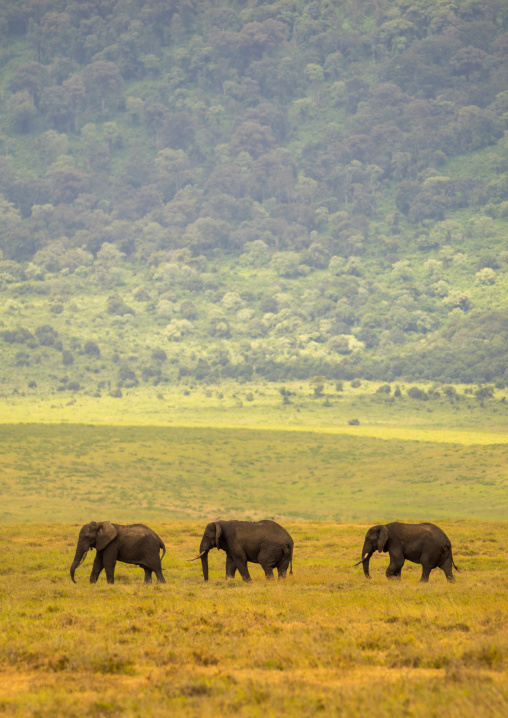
(355, 522, 458, 582)
(70, 521, 166, 584)
(191, 520, 294, 582)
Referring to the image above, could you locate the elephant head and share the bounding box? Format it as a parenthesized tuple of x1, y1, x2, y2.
(70, 521, 117, 582)
(355, 524, 390, 578)
(190, 521, 223, 582)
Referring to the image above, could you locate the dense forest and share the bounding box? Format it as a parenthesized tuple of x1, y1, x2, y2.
(2, 0, 508, 394)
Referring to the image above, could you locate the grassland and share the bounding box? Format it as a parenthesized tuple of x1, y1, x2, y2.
(0, 521, 507, 717)
(1, 389, 507, 716)
(1, 423, 508, 524)
(3, 379, 508, 444)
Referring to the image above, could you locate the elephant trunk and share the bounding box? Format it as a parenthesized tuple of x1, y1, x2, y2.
(70, 544, 88, 583)
(201, 552, 209, 582)
(361, 549, 373, 578)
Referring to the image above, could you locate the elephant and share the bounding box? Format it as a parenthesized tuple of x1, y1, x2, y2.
(355, 522, 459, 582)
(70, 521, 166, 584)
(191, 519, 294, 582)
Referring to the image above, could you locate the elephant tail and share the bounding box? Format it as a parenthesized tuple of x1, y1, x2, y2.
(445, 545, 459, 572)
(160, 540, 166, 562)
(289, 543, 293, 575)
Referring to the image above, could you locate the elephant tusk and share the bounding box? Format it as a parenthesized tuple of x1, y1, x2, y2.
(77, 550, 88, 567)
(188, 550, 207, 561)
(353, 553, 371, 567)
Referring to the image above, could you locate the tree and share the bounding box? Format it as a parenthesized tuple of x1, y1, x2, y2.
(231, 121, 276, 158)
(9, 61, 47, 106)
(7, 91, 36, 133)
(33, 11, 73, 62)
(50, 167, 89, 204)
(81, 61, 123, 112)
(452, 46, 487, 81)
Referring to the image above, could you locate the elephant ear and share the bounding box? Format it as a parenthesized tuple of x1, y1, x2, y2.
(215, 522, 223, 547)
(377, 525, 389, 553)
(96, 521, 117, 551)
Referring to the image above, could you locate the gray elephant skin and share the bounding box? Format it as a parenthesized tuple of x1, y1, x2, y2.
(356, 522, 459, 582)
(70, 521, 166, 584)
(192, 520, 294, 582)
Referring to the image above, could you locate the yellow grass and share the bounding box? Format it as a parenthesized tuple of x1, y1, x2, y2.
(0, 521, 507, 716)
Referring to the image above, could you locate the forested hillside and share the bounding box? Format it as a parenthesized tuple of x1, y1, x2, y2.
(2, 0, 508, 394)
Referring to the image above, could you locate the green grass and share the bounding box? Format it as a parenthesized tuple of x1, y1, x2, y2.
(0, 521, 507, 717)
(1, 423, 508, 524)
(3, 379, 508, 444)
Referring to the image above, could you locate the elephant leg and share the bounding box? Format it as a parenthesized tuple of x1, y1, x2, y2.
(420, 565, 432, 582)
(386, 553, 405, 580)
(154, 566, 166, 583)
(277, 550, 292, 579)
(102, 545, 118, 584)
(439, 557, 455, 583)
(233, 555, 251, 582)
(90, 552, 104, 583)
(143, 568, 153, 584)
(259, 546, 282, 579)
(225, 554, 237, 580)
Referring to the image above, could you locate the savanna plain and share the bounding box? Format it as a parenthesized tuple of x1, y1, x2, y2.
(1, 393, 507, 717)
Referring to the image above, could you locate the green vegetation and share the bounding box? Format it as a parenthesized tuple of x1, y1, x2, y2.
(3, 377, 508, 444)
(1, 1, 508, 390)
(2, 422, 508, 524)
(1, 521, 507, 717)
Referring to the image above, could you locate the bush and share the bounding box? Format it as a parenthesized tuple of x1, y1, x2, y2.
(107, 295, 135, 316)
(407, 386, 428, 400)
(84, 340, 101, 356)
(62, 350, 74, 366)
(475, 386, 494, 401)
(35, 325, 58, 346)
(15, 351, 30, 366)
(376, 384, 391, 394)
(151, 349, 167, 362)
(1, 327, 34, 344)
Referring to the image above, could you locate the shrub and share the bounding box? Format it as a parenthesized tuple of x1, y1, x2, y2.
(1, 327, 34, 344)
(35, 325, 58, 346)
(84, 341, 101, 356)
(475, 386, 494, 401)
(151, 349, 167, 362)
(62, 350, 74, 366)
(407, 386, 428, 400)
(107, 295, 135, 316)
(15, 351, 30, 366)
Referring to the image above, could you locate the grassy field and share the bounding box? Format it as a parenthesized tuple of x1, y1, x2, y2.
(3, 379, 508, 444)
(1, 395, 507, 716)
(1, 423, 508, 524)
(0, 521, 507, 717)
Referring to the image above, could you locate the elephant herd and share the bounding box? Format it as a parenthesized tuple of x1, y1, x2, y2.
(70, 519, 459, 585)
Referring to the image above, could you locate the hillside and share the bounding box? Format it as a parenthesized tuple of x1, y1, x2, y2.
(2, 0, 508, 395)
